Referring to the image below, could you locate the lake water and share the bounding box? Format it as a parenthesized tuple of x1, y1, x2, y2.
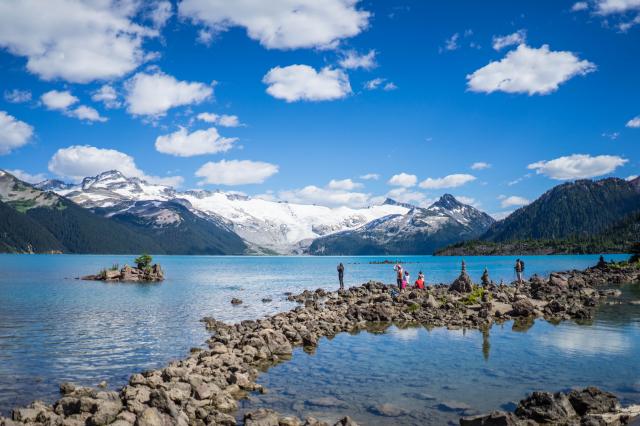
(0, 253, 635, 418)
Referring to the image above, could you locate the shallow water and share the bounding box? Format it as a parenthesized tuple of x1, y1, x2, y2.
(0, 253, 632, 415)
(240, 285, 640, 425)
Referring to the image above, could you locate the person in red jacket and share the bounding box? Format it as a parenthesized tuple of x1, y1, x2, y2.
(415, 271, 425, 289)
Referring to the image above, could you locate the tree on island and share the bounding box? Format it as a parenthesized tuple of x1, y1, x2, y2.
(135, 254, 153, 270)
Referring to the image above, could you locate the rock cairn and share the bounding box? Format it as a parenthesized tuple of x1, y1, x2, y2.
(2, 261, 639, 426)
(450, 260, 474, 293)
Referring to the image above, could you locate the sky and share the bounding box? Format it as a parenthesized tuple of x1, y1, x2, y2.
(0, 0, 639, 218)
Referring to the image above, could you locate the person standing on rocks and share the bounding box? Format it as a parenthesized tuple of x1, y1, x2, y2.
(515, 259, 524, 283)
(337, 262, 345, 290)
(394, 263, 404, 290)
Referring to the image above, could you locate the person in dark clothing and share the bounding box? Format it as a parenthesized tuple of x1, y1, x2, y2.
(337, 263, 345, 289)
(515, 259, 524, 283)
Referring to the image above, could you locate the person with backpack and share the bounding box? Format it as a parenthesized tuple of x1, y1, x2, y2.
(337, 262, 345, 290)
(515, 259, 524, 283)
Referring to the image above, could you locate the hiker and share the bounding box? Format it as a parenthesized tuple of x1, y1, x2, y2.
(415, 271, 425, 289)
(394, 263, 404, 290)
(337, 262, 345, 289)
(515, 259, 524, 283)
(402, 270, 410, 291)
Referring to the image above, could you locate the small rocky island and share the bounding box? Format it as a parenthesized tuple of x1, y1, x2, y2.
(82, 254, 164, 283)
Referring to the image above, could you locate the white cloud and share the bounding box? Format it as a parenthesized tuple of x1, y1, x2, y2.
(41, 90, 106, 122)
(491, 210, 513, 220)
(500, 195, 530, 208)
(626, 175, 638, 181)
(601, 131, 620, 140)
(0, 111, 34, 155)
(455, 196, 480, 207)
(388, 173, 417, 188)
(6, 169, 47, 184)
(327, 178, 363, 190)
(92, 85, 121, 109)
(155, 127, 237, 157)
(364, 77, 397, 91)
(339, 49, 377, 70)
(471, 162, 491, 170)
(0, 0, 156, 83)
(196, 159, 279, 186)
(197, 113, 242, 127)
(384, 188, 429, 206)
(4, 89, 31, 103)
(178, 0, 370, 50)
(148, 0, 173, 29)
(467, 44, 596, 95)
(263, 65, 351, 102)
(571, 2, 589, 11)
(626, 116, 640, 128)
(595, 0, 640, 14)
(48, 145, 183, 186)
(528, 154, 628, 180)
(279, 185, 370, 208)
(419, 174, 476, 189)
(125, 71, 213, 116)
(360, 173, 380, 180)
(492, 29, 526, 50)
(443, 33, 460, 51)
(619, 15, 640, 31)
(41, 90, 78, 110)
(67, 105, 107, 123)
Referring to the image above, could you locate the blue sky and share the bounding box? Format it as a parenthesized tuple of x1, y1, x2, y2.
(0, 0, 638, 216)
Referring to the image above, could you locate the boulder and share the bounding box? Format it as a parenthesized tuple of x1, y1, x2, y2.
(515, 391, 577, 423)
(460, 411, 519, 426)
(509, 299, 535, 317)
(568, 387, 619, 416)
(244, 409, 280, 426)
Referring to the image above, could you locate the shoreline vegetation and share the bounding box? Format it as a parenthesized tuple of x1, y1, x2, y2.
(2, 259, 640, 426)
(435, 239, 636, 256)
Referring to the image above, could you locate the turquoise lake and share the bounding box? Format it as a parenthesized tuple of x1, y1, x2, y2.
(0, 254, 638, 421)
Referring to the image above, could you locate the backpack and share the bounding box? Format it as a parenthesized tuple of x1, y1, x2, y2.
(520, 260, 525, 270)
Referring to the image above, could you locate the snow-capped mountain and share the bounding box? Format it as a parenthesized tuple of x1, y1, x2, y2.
(38, 171, 409, 254)
(308, 194, 495, 255)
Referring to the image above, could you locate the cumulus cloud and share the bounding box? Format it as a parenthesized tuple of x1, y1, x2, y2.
(4, 89, 31, 103)
(471, 162, 491, 170)
(125, 71, 213, 116)
(385, 187, 429, 206)
(339, 49, 377, 70)
(360, 173, 379, 180)
(148, 0, 173, 29)
(0, 111, 34, 155)
(92, 85, 121, 109)
(155, 127, 237, 157)
(571, 2, 589, 11)
(388, 173, 417, 188)
(528, 154, 628, 180)
(0, 0, 156, 83)
(6, 169, 47, 184)
(48, 145, 183, 186)
(499, 195, 530, 208)
(41, 90, 78, 110)
(278, 185, 370, 208)
(197, 113, 242, 127)
(467, 44, 596, 95)
(594, 0, 640, 14)
(263, 65, 351, 102)
(419, 174, 476, 189)
(178, 0, 370, 50)
(626, 116, 640, 128)
(196, 159, 279, 186)
(41, 90, 107, 122)
(492, 29, 526, 50)
(327, 178, 363, 190)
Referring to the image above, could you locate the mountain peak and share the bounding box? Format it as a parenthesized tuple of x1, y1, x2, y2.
(432, 193, 463, 209)
(383, 198, 416, 209)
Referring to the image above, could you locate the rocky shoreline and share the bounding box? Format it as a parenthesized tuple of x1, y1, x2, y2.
(81, 264, 164, 283)
(2, 260, 639, 426)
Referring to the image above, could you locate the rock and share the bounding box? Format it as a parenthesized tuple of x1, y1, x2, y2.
(244, 409, 280, 426)
(98, 381, 107, 389)
(60, 383, 76, 395)
(439, 400, 472, 412)
(509, 299, 535, 317)
(305, 397, 348, 409)
(368, 403, 406, 417)
(86, 400, 122, 426)
(568, 387, 619, 416)
(259, 329, 292, 356)
(333, 417, 359, 426)
(261, 298, 273, 303)
(136, 407, 163, 426)
(515, 391, 577, 423)
(231, 298, 243, 305)
(460, 411, 519, 426)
